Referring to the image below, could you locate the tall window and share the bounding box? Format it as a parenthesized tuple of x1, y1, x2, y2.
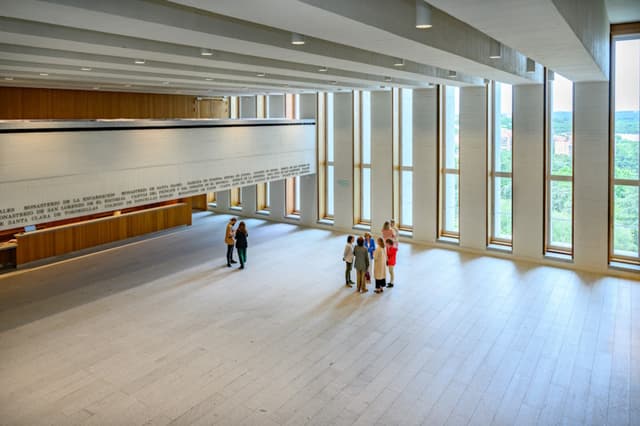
(489, 82, 513, 246)
(439, 86, 460, 239)
(286, 176, 301, 216)
(326, 93, 335, 219)
(545, 71, 574, 254)
(399, 88, 413, 230)
(359, 91, 372, 224)
(611, 34, 640, 263)
(256, 183, 269, 212)
(230, 187, 242, 209)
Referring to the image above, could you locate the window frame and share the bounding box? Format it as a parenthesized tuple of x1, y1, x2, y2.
(488, 81, 514, 247)
(544, 70, 575, 256)
(609, 28, 640, 265)
(438, 85, 460, 240)
(398, 88, 414, 231)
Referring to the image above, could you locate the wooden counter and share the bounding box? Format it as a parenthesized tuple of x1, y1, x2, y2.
(15, 202, 191, 265)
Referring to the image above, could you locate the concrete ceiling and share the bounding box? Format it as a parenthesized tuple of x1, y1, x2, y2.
(0, 0, 622, 97)
(606, 0, 640, 24)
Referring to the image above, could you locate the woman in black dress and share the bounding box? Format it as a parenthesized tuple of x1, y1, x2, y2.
(234, 221, 248, 269)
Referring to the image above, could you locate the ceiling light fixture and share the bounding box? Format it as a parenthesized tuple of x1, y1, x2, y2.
(205, 78, 213, 81)
(526, 57, 536, 73)
(318, 66, 328, 72)
(257, 72, 266, 77)
(394, 58, 405, 67)
(39, 73, 48, 76)
(81, 67, 92, 71)
(415, 0, 432, 29)
(200, 48, 213, 56)
(134, 59, 145, 65)
(447, 70, 457, 78)
(4, 77, 14, 81)
(162, 81, 170, 85)
(489, 39, 502, 59)
(291, 33, 305, 45)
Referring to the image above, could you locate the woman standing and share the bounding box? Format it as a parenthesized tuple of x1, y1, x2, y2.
(373, 237, 387, 293)
(381, 221, 396, 246)
(389, 219, 400, 247)
(234, 221, 248, 270)
(363, 232, 376, 283)
(353, 237, 370, 293)
(385, 238, 397, 288)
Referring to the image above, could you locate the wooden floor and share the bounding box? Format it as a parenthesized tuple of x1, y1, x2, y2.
(0, 212, 638, 425)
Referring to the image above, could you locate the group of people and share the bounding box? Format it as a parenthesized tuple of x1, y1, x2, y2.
(343, 220, 399, 294)
(225, 217, 248, 269)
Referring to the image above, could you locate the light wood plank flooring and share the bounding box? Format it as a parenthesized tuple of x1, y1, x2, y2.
(0, 212, 638, 425)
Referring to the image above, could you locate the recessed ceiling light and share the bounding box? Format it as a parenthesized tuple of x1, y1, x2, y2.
(257, 73, 266, 77)
(93, 86, 100, 90)
(416, 0, 432, 29)
(394, 58, 405, 67)
(448, 70, 457, 78)
(134, 59, 145, 65)
(39, 73, 48, 76)
(162, 81, 170, 85)
(205, 77, 213, 81)
(200, 48, 213, 56)
(318, 67, 328, 72)
(291, 33, 305, 45)
(4, 77, 14, 81)
(81, 67, 92, 71)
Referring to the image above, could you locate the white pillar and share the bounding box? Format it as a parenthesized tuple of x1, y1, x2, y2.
(412, 88, 438, 242)
(573, 81, 609, 271)
(239, 96, 257, 119)
(459, 87, 487, 250)
(333, 92, 354, 230)
(370, 90, 393, 233)
(512, 85, 544, 260)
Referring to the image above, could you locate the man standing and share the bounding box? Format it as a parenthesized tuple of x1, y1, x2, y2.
(225, 217, 237, 267)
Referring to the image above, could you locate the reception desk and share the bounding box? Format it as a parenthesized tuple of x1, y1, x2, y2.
(14, 202, 191, 265)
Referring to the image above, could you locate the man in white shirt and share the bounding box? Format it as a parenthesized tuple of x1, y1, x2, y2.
(343, 235, 355, 287)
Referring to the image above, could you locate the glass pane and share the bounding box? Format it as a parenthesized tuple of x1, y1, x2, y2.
(362, 91, 371, 165)
(493, 177, 512, 240)
(495, 82, 512, 173)
(326, 165, 334, 217)
(294, 177, 301, 212)
(401, 170, 413, 227)
(614, 39, 640, 181)
(444, 173, 459, 233)
(445, 86, 460, 170)
(613, 184, 639, 257)
(549, 180, 572, 248)
(550, 74, 573, 176)
(362, 167, 371, 222)
(327, 93, 334, 162)
(401, 88, 413, 167)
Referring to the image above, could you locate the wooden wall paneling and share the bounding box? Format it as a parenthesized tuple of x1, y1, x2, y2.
(16, 203, 191, 265)
(0, 87, 206, 119)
